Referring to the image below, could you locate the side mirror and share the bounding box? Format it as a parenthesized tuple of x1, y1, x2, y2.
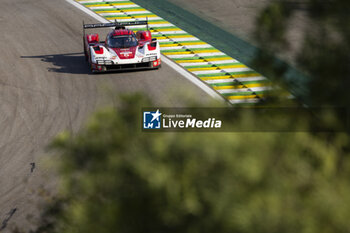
(151, 38, 157, 42)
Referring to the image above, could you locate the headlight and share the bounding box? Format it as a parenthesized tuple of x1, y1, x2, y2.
(97, 60, 104, 65)
(150, 56, 157, 61)
(105, 61, 113, 65)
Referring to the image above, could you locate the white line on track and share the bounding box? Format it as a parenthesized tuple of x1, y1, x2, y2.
(66, 0, 225, 101)
(67, 0, 111, 22)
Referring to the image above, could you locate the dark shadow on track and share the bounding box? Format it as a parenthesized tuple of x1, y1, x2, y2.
(21, 52, 91, 75)
(21, 52, 160, 75)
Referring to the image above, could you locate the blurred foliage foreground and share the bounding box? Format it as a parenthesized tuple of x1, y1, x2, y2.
(22, 94, 350, 233)
(254, 0, 350, 109)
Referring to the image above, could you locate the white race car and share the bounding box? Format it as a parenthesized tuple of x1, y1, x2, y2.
(83, 20, 161, 73)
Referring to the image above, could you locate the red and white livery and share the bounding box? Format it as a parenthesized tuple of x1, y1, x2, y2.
(83, 20, 161, 73)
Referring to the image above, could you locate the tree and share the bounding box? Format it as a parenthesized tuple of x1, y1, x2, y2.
(254, 0, 350, 108)
(19, 94, 350, 233)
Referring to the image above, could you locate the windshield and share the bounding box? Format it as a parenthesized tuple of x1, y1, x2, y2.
(108, 35, 138, 48)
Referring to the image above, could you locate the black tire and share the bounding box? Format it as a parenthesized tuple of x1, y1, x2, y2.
(87, 48, 95, 73)
(84, 49, 88, 61)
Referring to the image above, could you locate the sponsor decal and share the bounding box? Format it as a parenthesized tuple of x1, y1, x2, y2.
(120, 51, 132, 57)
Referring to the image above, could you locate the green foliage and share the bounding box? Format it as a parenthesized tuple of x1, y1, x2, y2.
(297, 0, 350, 107)
(28, 94, 350, 233)
(255, 2, 291, 52)
(252, 2, 296, 105)
(254, 0, 350, 107)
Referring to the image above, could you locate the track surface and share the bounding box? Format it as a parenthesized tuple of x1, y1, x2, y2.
(0, 0, 212, 231)
(168, 0, 308, 63)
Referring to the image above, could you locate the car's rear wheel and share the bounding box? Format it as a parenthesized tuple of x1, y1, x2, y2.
(84, 49, 88, 61)
(87, 48, 95, 73)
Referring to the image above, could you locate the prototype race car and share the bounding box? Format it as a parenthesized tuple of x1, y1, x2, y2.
(83, 20, 161, 73)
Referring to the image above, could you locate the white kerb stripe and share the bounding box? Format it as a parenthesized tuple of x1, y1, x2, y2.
(204, 76, 267, 84)
(151, 31, 187, 34)
(99, 11, 151, 16)
(217, 86, 272, 94)
(161, 56, 225, 101)
(166, 52, 225, 58)
(114, 17, 163, 22)
(90, 5, 140, 9)
(160, 45, 212, 50)
(192, 67, 252, 75)
(126, 23, 174, 28)
(157, 38, 200, 42)
(179, 60, 238, 66)
(67, 0, 111, 22)
(90, 6, 115, 9)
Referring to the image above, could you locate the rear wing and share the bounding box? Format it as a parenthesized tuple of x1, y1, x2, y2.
(83, 19, 149, 39)
(83, 19, 149, 30)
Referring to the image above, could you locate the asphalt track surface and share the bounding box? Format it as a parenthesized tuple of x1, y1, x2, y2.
(0, 0, 214, 231)
(169, 0, 309, 64)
